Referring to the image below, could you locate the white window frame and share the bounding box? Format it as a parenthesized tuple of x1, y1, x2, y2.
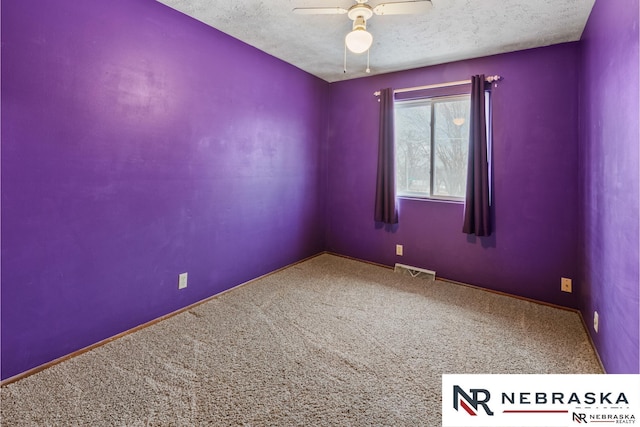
(394, 91, 491, 202)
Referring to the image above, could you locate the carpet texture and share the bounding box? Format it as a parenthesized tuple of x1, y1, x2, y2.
(1, 254, 602, 426)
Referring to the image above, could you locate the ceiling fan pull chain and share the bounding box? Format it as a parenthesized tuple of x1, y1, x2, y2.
(343, 41, 348, 73)
(366, 49, 371, 73)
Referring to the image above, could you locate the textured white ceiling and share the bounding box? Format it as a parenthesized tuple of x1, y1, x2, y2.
(155, 0, 596, 82)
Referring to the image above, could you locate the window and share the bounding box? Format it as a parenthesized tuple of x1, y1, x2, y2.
(394, 94, 472, 201)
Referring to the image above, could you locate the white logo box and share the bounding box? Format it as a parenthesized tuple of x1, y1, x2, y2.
(442, 374, 640, 427)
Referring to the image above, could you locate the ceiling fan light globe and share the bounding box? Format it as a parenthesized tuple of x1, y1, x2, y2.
(345, 29, 373, 53)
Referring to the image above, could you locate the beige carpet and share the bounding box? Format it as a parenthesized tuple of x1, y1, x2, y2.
(1, 254, 602, 426)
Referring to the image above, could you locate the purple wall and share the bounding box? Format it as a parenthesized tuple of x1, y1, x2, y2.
(579, 0, 639, 373)
(326, 44, 581, 307)
(1, 0, 328, 380)
(3, 0, 637, 382)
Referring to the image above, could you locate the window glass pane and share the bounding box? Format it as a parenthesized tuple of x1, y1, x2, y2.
(395, 101, 431, 197)
(433, 97, 469, 198)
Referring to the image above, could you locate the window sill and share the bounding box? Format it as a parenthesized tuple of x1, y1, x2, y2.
(397, 195, 465, 205)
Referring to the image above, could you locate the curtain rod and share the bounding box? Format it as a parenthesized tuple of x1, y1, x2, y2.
(373, 75, 502, 97)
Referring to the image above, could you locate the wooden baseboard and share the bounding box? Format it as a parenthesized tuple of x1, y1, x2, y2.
(2, 251, 606, 385)
(436, 276, 577, 312)
(325, 251, 393, 270)
(577, 310, 607, 373)
(1, 252, 324, 387)
(329, 251, 580, 311)
(326, 251, 606, 372)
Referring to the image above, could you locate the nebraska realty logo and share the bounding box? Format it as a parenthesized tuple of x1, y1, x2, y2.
(442, 374, 640, 427)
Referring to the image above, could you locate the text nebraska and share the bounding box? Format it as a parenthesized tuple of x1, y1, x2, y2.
(501, 392, 629, 405)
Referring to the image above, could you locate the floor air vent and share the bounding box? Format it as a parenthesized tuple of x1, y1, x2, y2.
(394, 263, 436, 280)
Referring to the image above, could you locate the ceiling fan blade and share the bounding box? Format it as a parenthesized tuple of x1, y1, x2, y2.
(373, 1, 433, 15)
(292, 7, 348, 15)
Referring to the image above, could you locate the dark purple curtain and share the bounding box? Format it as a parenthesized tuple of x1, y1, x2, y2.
(374, 88, 398, 224)
(463, 75, 491, 236)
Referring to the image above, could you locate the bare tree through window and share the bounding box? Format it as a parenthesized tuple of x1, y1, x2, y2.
(395, 95, 470, 200)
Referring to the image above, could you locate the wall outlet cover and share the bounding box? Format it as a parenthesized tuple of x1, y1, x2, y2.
(178, 272, 188, 290)
(561, 277, 572, 293)
(396, 244, 403, 256)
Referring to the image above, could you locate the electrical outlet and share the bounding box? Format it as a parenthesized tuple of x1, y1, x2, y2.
(396, 244, 403, 256)
(561, 277, 572, 293)
(594, 311, 599, 333)
(178, 272, 188, 290)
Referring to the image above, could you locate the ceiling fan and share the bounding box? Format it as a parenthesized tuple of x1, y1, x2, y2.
(293, 0, 433, 55)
